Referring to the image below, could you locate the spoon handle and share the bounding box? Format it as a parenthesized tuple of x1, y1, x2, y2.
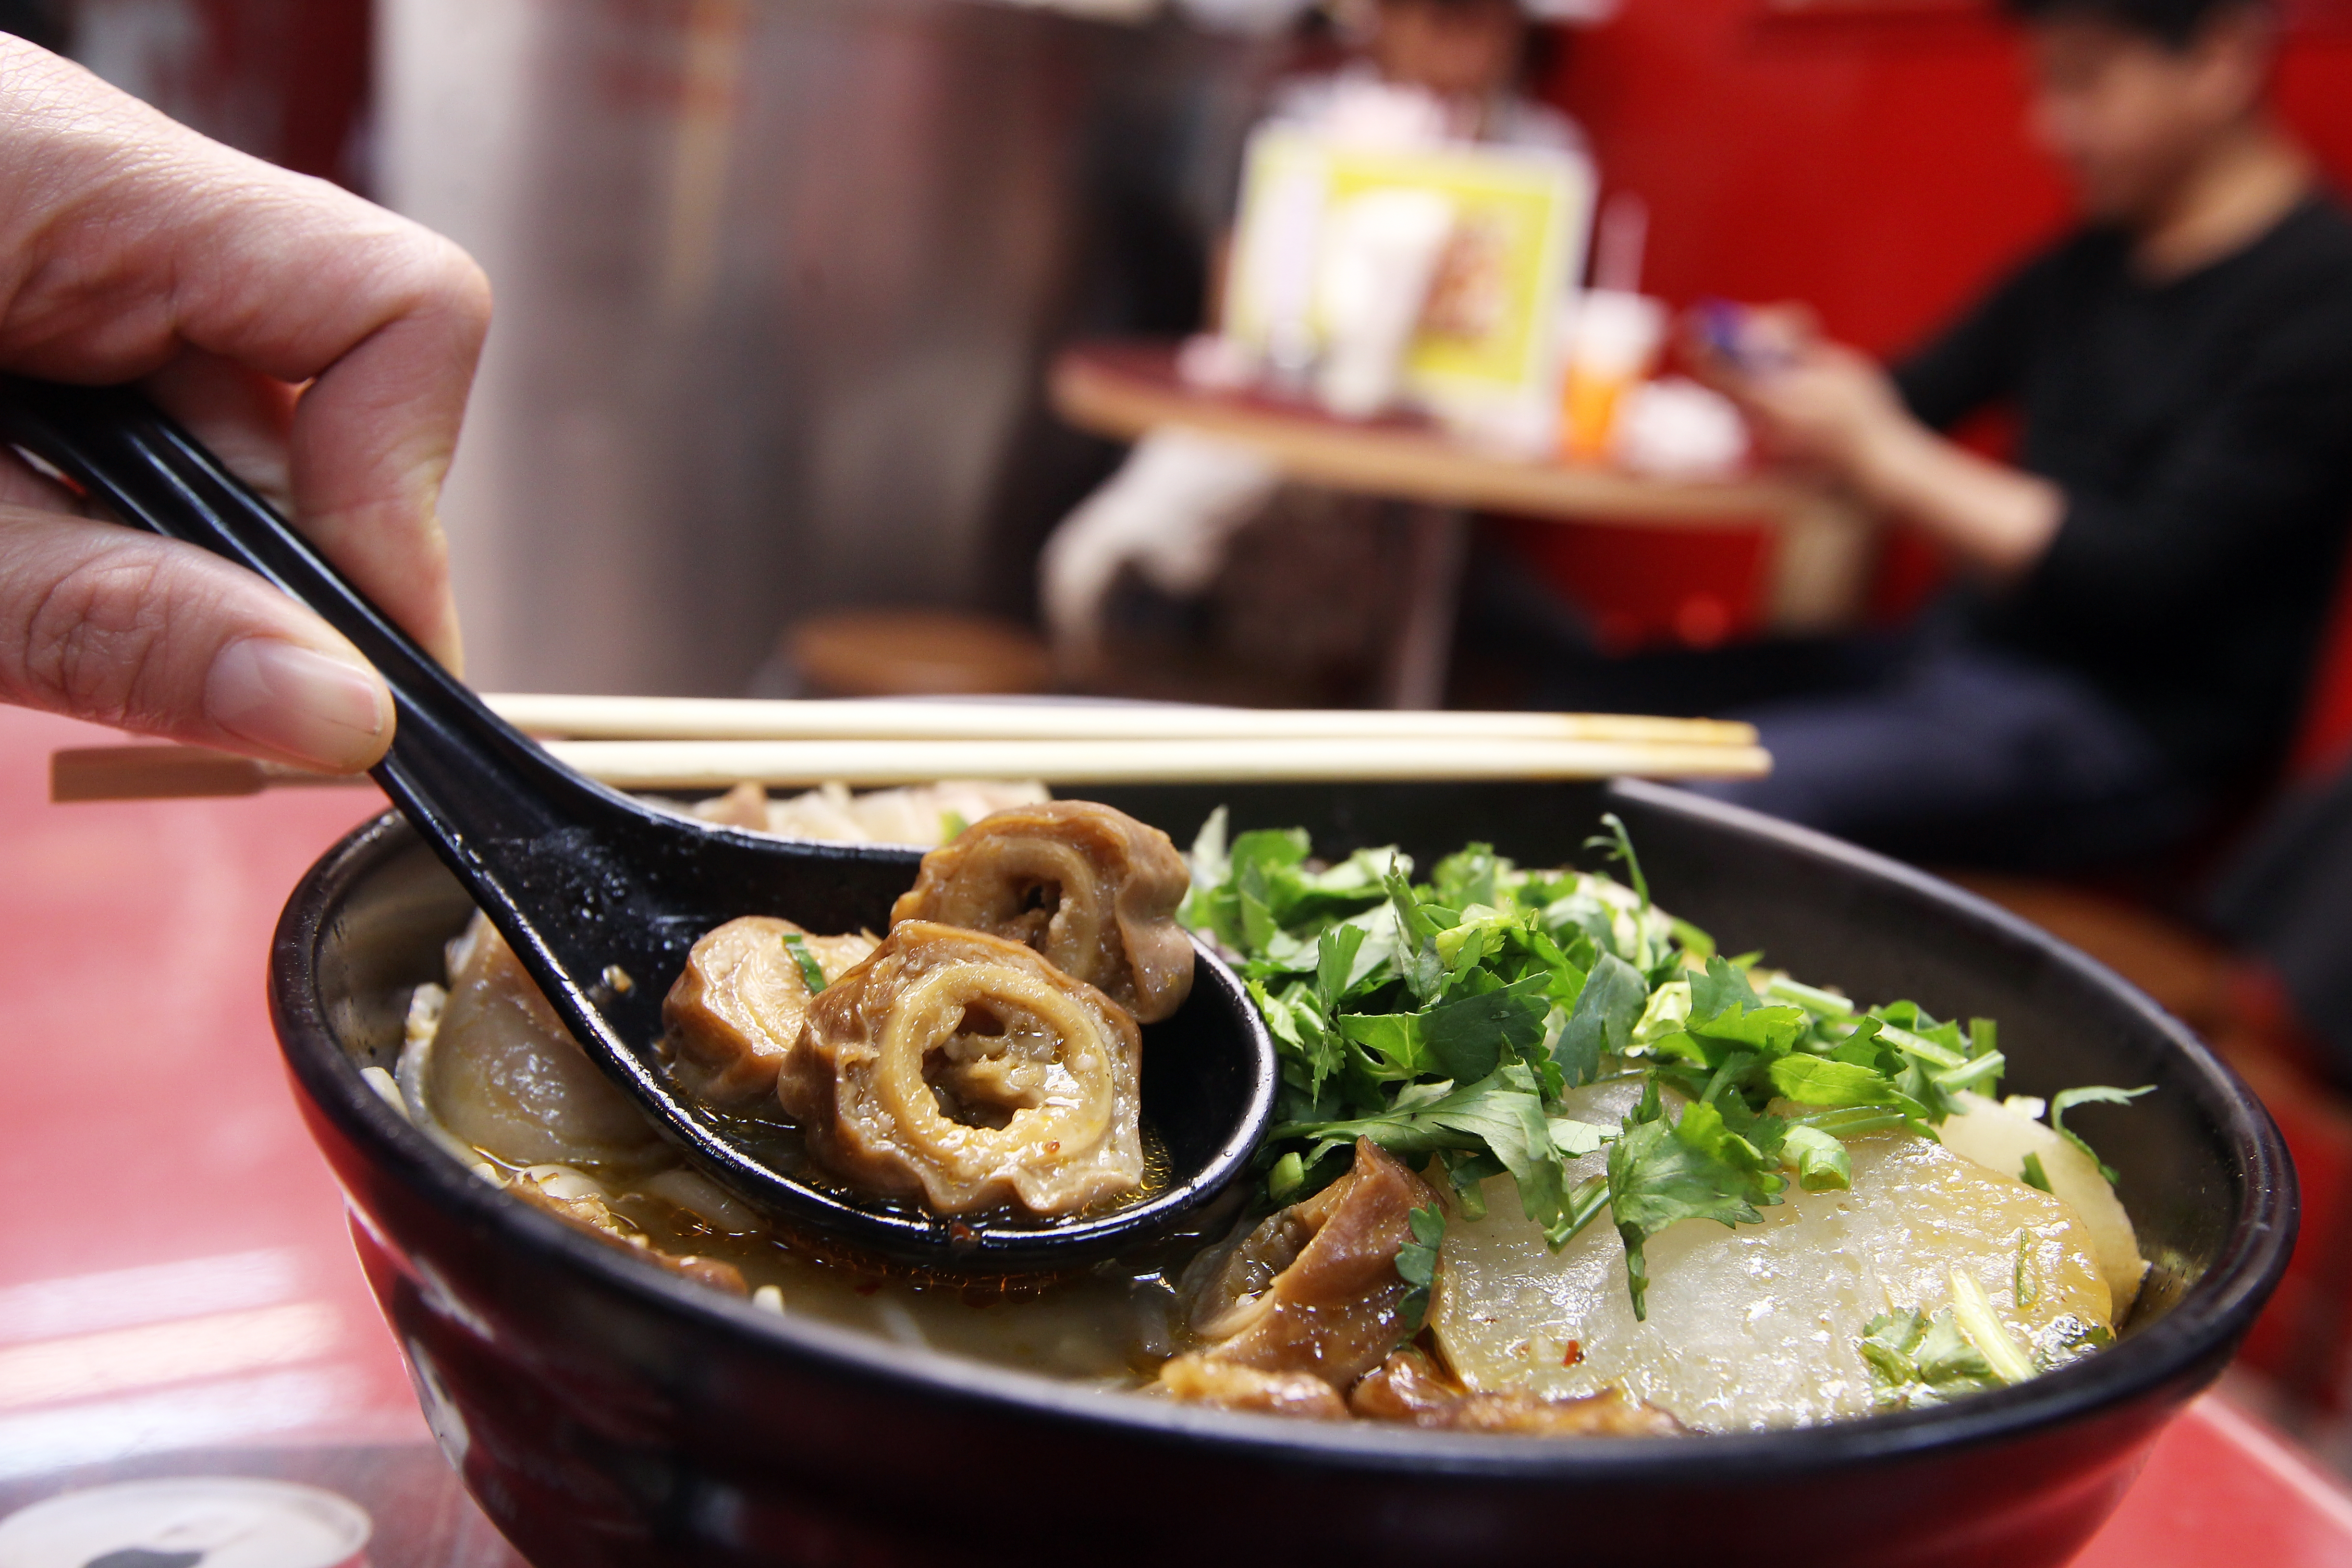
(0, 376, 688, 1048)
(0, 376, 602, 843)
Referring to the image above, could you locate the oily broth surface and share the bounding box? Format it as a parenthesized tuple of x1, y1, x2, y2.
(603, 1178, 1193, 1384)
(407, 926, 1200, 1386)
(414, 934, 2125, 1423)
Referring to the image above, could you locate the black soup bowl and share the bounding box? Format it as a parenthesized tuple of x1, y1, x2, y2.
(274, 779, 2295, 1568)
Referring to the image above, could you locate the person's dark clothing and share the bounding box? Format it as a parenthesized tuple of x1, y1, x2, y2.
(1895, 194, 2352, 790)
(1495, 194, 2352, 869)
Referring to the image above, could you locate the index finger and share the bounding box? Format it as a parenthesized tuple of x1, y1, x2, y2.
(0, 39, 490, 671)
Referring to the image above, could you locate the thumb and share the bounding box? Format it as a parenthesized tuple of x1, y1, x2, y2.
(0, 506, 393, 772)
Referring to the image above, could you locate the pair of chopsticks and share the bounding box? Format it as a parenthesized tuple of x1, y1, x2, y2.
(49, 694, 1769, 802)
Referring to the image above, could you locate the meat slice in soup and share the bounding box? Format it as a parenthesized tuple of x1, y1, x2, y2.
(663, 916, 877, 1108)
(504, 1166, 748, 1295)
(1153, 1355, 1350, 1419)
(1348, 1350, 1685, 1435)
(1431, 1081, 2115, 1433)
(427, 915, 669, 1173)
(783, 921, 1144, 1215)
(890, 801, 1195, 1023)
(1165, 1138, 1437, 1397)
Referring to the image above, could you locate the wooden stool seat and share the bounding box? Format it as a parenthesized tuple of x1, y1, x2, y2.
(786, 609, 1053, 698)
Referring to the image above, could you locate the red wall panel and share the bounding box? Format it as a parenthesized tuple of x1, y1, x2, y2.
(1519, 1, 2352, 654)
(1549, 0, 2352, 351)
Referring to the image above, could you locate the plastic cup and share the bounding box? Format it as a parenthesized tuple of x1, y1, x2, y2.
(1560, 289, 1667, 462)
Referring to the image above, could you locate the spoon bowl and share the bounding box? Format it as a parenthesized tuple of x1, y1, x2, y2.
(0, 376, 1277, 1273)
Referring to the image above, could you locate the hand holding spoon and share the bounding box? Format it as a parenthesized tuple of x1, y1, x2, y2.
(0, 376, 1275, 1274)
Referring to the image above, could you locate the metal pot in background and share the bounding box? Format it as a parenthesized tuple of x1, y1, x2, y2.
(381, 0, 1271, 698)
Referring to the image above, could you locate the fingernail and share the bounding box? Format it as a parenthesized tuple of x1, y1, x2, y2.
(205, 637, 391, 771)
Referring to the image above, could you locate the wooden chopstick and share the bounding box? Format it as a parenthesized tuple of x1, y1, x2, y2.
(51, 745, 375, 802)
(534, 736, 1769, 787)
(482, 693, 1758, 749)
(52, 732, 1768, 802)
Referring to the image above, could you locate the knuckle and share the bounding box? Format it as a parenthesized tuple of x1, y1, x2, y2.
(382, 229, 493, 339)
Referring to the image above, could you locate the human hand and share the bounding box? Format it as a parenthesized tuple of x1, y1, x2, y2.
(1736, 341, 1916, 477)
(1684, 299, 2061, 576)
(1685, 302, 1911, 478)
(0, 38, 490, 772)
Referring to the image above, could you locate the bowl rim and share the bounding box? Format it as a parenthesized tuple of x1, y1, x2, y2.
(272, 785, 2297, 1481)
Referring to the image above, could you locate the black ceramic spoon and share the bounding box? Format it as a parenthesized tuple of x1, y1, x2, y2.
(0, 377, 1276, 1274)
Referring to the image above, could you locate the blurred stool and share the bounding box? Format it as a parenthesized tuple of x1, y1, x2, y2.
(785, 609, 1053, 698)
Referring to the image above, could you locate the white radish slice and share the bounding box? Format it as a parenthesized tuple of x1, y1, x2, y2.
(1936, 1090, 2146, 1316)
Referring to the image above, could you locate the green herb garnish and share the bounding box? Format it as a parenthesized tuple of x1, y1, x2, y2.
(1395, 1203, 1446, 1335)
(1179, 812, 2150, 1322)
(2050, 1085, 2156, 1185)
(782, 931, 829, 995)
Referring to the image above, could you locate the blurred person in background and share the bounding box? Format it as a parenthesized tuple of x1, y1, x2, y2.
(1266, 0, 1584, 151)
(1544, 0, 2352, 870)
(1041, 0, 1593, 703)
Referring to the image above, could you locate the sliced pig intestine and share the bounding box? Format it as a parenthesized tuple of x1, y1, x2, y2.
(663, 916, 878, 1108)
(782, 921, 1144, 1215)
(425, 914, 671, 1174)
(889, 800, 1194, 1023)
(1165, 1138, 1437, 1396)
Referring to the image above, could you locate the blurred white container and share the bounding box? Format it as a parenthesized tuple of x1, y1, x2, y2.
(1612, 376, 1750, 480)
(1314, 188, 1457, 419)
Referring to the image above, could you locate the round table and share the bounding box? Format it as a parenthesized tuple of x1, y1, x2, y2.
(1048, 339, 1872, 707)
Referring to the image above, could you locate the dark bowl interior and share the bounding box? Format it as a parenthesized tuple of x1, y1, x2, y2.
(274, 780, 2295, 1568)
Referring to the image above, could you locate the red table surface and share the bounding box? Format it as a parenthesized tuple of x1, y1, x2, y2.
(2, 701, 2348, 1565)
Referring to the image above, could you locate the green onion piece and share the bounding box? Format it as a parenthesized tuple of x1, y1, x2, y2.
(1766, 974, 1856, 1017)
(1789, 1106, 1910, 1139)
(2019, 1152, 2054, 1192)
(1948, 1268, 2035, 1385)
(1782, 1125, 1852, 1191)
(1268, 1151, 1306, 1203)
(1879, 1022, 1968, 1071)
(782, 931, 829, 994)
(1933, 1051, 2006, 1092)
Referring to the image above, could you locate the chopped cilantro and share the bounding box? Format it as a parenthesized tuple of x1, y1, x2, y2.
(1864, 1307, 2003, 1408)
(2032, 1314, 2115, 1372)
(1948, 1267, 2036, 1385)
(2050, 1085, 2156, 1185)
(1395, 1203, 1445, 1335)
(1179, 811, 2153, 1339)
